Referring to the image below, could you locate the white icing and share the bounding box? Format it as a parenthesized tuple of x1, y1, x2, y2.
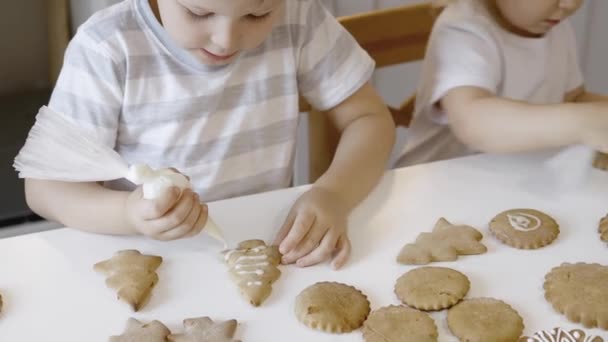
(235, 262, 269, 269)
(235, 255, 268, 263)
(237, 269, 265, 276)
(524, 327, 600, 342)
(507, 213, 542, 232)
(246, 281, 263, 287)
(251, 246, 267, 253)
(223, 250, 238, 262)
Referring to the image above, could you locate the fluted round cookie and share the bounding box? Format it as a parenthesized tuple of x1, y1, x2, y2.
(362, 305, 437, 342)
(295, 282, 370, 333)
(544, 263, 608, 330)
(599, 215, 608, 243)
(518, 327, 604, 342)
(448, 298, 524, 342)
(394, 266, 469, 311)
(489, 209, 559, 249)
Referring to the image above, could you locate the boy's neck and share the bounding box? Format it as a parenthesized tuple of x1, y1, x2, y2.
(483, 1, 545, 38)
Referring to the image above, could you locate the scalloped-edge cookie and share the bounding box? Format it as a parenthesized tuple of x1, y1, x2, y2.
(544, 263, 608, 330)
(489, 209, 559, 249)
(362, 305, 437, 342)
(448, 298, 524, 342)
(295, 282, 370, 333)
(519, 327, 604, 342)
(395, 266, 469, 311)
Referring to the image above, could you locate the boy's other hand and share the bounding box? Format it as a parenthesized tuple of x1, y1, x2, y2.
(125, 186, 208, 240)
(273, 186, 351, 270)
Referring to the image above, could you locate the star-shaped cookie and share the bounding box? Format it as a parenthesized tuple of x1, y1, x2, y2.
(168, 317, 240, 342)
(109, 318, 170, 342)
(397, 218, 487, 265)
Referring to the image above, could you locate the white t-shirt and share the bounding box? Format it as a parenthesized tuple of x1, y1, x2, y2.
(395, 0, 583, 167)
(48, 0, 374, 201)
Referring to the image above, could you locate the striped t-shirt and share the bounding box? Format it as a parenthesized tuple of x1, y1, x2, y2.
(49, 0, 374, 202)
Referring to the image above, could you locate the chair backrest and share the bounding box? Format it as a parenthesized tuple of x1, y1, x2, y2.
(305, 2, 438, 182)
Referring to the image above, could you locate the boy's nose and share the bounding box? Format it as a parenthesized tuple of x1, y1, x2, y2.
(209, 19, 239, 54)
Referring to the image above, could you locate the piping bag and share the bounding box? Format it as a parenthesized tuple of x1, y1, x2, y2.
(13, 106, 226, 246)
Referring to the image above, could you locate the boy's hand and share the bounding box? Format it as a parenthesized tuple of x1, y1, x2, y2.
(125, 186, 208, 240)
(274, 186, 351, 269)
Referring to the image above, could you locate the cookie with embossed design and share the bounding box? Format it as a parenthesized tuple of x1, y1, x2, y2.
(489, 209, 559, 249)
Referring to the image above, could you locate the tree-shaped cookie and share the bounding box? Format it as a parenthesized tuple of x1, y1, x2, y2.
(168, 317, 240, 342)
(94, 250, 162, 311)
(397, 218, 487, 265)
(599, 215, 608, 243)
(223, 239, 281, 306)
(110, 318, 170, 342)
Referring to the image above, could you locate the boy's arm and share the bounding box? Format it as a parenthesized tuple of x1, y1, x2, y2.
(25, 178, 207, 240)
(566, 85, 608, 103)
(441, 86, 608, 153)
(25, 179, 135, 234)
(315, 82, 396, 211)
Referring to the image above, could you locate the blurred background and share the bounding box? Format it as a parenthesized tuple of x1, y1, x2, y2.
(1, 0, 607, 236)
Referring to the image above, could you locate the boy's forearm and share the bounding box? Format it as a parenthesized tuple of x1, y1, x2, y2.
(446, 94, 597, 153)
(314, 111, 395, 211)
(575, 91, 608, 103)
(25, 179, 136, 235)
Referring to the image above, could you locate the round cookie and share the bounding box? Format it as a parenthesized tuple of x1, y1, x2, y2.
(518, 327, 604, 342)
(489, 209, 559, 249)
(295, 282, 370, 333)
(394, 266, 469, 311)
(599, 215, 608, 243)
(544, 263, 608, 330)
(362, 305, 437, 342)
(447, 298, 524, 341)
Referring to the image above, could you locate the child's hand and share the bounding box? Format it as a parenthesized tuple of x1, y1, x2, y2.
(274, 186, 351, 269)
(125, 186, 208, 240)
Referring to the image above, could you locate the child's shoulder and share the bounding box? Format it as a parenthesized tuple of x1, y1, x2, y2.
(75, 0, 140, 44)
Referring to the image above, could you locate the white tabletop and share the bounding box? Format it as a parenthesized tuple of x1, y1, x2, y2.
(1, 152, 607, 341)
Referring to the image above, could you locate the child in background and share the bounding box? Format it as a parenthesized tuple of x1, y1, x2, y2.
(395, 0, 608, 168)
(24, 0, 395, 269)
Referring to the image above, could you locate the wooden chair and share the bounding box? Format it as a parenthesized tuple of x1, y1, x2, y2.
(303, 2, 438, 182)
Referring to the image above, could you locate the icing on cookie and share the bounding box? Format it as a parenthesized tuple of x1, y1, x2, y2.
(246, 281, 263, 287)
(235, 262, 269, 269)
(235, 255, 268, 263)
(237, 269, 265, 275)
(521, 327, 602, 342)
(508, 213, 541, 232)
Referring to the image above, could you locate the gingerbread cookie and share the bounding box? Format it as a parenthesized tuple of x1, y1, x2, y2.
(599, 215, 608, 243)
(519, 327, 604, 342)
(223, 240, 281, 307)
(544, 263, 608, 330)
(110, 318, 170, 342)
(295, 281, 370, 333)
(397, 218, 487, 265)
(362, 305, 437, 342)
(395, 266, 469, 311)
(0, 292, 3, 314)
(168, 317, 240, 342)
(447, 298, 524, 341)
(94, 250, 162, 311)
(489, 209, 559, 249)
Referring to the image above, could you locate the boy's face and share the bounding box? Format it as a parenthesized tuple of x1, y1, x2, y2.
(493, 0, 583, 37)
(153, 0, 284, 66)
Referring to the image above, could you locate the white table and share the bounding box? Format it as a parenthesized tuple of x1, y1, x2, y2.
(1, 152, 607, 341)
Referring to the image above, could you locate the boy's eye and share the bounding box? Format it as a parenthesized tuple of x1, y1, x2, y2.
(246, 12, 271, 21)
(186, 8, 212, 20)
